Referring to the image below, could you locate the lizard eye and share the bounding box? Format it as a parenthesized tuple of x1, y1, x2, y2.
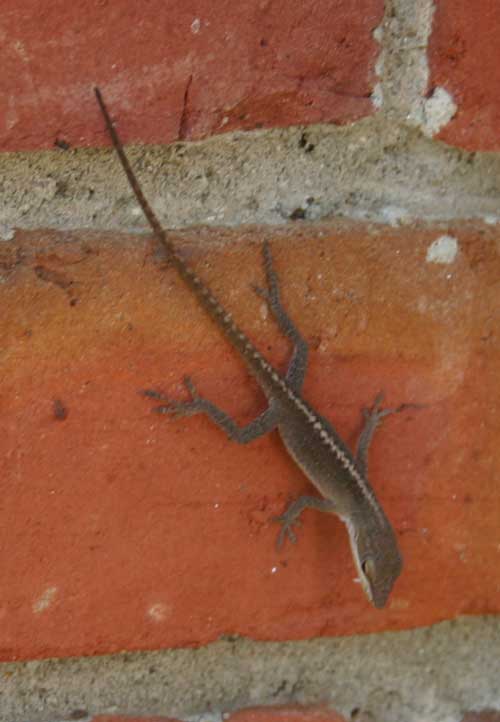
(361, 558, 376, 581)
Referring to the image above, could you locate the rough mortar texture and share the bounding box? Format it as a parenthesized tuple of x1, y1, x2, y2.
(0, 0, 495, 235)
(374, 1, 432, 122)
(2, 118, 500, 233)
(372, 0, 456, 137)
(1, 617, 499, 722)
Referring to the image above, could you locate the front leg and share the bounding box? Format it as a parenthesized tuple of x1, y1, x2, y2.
(143, 376, 279, 444)
(253, 241, 309, 392)
(275, 495, 336, 548)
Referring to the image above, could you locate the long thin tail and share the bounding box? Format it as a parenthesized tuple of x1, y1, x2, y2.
(94, 87, 171, 246)
(94, 87, 277, 387)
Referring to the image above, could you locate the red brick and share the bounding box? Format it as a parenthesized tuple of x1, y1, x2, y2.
(1, 0, 383, 152)
(0, 220, 499, 661)
(88, 711, 345, 722)
(227, 705, 346, 722)
(429, 1, 500, 150)
(91, 717, 180, 722)
(461, 712, 500, 722)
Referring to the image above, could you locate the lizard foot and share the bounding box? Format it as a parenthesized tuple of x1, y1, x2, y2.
(363, 391, 422, 427)
(273, 495, 333, 550)
(142, 377, 205, 418)
(362, 391, 406, 427)
(141, 388, 170, 402)
(273, 514, 302, 549)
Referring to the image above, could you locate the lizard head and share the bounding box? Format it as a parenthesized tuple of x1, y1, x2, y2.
(348, 519, 403, 608)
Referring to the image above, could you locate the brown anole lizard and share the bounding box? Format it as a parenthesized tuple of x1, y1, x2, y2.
(94, 87, 404, 608)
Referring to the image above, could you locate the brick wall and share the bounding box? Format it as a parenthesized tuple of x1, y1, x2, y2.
(1, 2, 499, 721)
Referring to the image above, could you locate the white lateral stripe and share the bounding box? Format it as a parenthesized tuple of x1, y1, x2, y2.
(255, 351, 386, 522)
(187, 270, 385, 524)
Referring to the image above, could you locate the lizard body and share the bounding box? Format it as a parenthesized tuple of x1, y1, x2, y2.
(95, 87, 403, 607)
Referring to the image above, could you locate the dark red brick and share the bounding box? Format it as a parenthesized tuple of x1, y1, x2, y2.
(92, 717, 181, 722)
(1, 0, 383, 151)
(461, 711, 500, 722)
(227, 705, 346, 722)
(429, 1, 500, 150)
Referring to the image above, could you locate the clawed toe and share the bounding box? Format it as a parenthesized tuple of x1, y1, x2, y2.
(142, 388, 183, 416)
(251, 282, 269, 300)
(153, 403, 180, 416)
(394, 401, 424, 413)
(362, 392, 423, 434)
(142, 377, 204, 418)
(182, 376, 199, 399)
(273, 515, 301, 549)
(141, 388, 169, 401)
(276, 527, 295, 549)
(370, 391, 390, 416)
(364, 391, 401, 422)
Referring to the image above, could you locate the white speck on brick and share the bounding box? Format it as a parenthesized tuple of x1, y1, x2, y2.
(271, 566, 278, 574)
(33, 586, 57, 613)
(12, 40, 29, 62)
(148, 602, 169, 622)
(426, 235, 458, 264)
(191, 18, 201, 34)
